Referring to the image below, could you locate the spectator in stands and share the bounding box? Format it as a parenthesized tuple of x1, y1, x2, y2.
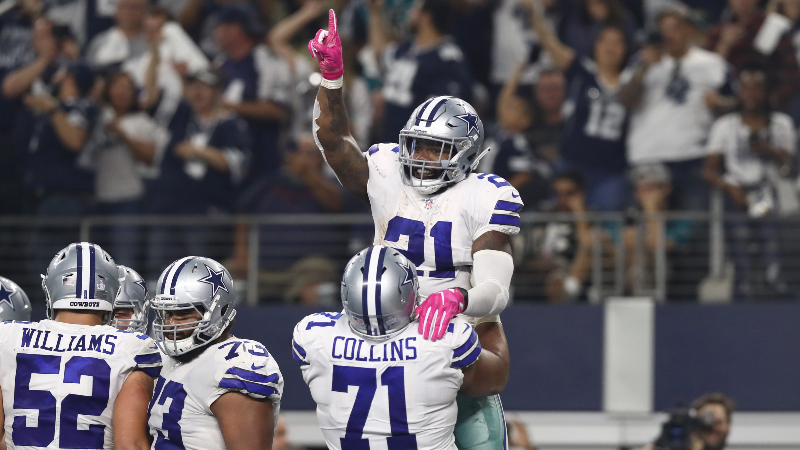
(122, 6, 210, 99)
(559, 0, 637, 62)
(20, 62, 98, 275)
(230, 133, 346, 302)
(707, 0, 800, 111)
(529, 69, 566, 167)
(178, 0, 272, 59)
(529, 0, 630, 211)
(370, 0, 473, 143)
(704, 65, 794, 297)
(529, 171, 598, 302)
(144, 68, 251, 277)
(215, 5, 291, 179)
(490, 63, 551, 209)
(617, 164, 692, 294)
(83, 71, 168, 267)
(619, 4, 731, 211)
(85, 0, 148, 68)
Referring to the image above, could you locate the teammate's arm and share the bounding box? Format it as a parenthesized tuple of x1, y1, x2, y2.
(113, 370, 155, 450)
(212, 392, 275, 450)
(0, 386, 5, 450)
(460, 322, 510, 397)
(309, 10, 370, 203)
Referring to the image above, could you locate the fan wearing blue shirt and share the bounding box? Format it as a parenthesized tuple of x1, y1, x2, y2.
(214, 5, 290, 179)
(145, 68, 251, 277)
(530, 0, 629, 211)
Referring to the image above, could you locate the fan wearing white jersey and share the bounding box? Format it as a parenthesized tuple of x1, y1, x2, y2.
(145, 256, 283, 450)
(0, 242, 162, 450)
(293, 246, 509, 450)
(309, 11, 517, 449)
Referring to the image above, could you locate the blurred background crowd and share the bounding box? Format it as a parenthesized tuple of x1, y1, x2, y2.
(5, 0, 800, 304)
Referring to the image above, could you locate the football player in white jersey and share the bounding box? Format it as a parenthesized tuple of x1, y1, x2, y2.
(0, 242, 162, 450)
(113, 266, 150, 334)
(145, 256, 283, 450)
(0, 277, 32, 322)
(293, 246, 509, 449)
(309, 11, 518, 449)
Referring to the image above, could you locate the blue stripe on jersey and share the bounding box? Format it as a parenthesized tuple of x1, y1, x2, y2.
(452, 341, 482, 368)
(447, 323, 454, 333)
(293, 348, 309, 365)
(219, 378, 278, 398)
(425, 97, 450, 126)
(391, 146, 399, 153)
(88, 244, 96, 299)
(453, 331, 478, 358)
(134, 353, 162, 365)
(292, 339, 306, 358)
(368, 144, 380, 155)
(139, 367, 161, 377)
(374, 247, 387, 336)
(495, 201, 523, 213)
(75, 244, 83, 298)
(361, 249, 373, 336)
(490, 214, 521, 227)
(225, 367, 280, 385)
(160, 261, 177, 294)
(170, 258, 194, 295)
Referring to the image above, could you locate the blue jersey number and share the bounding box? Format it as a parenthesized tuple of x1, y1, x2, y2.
(149, 376, 187, 450)
(332, 365, 417, 450)
(307, 312, 343, 330)
(12, 354, 111, 448)
(385, 217, 454, 278)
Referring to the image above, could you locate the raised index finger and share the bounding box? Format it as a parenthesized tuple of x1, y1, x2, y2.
(327, 9, 338, 39)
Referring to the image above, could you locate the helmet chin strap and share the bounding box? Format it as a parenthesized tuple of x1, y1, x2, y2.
(469, 146, 491, 172)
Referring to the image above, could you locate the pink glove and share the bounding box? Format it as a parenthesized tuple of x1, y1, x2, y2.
(415, 288, 466, 342)
(308, 9, 344, 80)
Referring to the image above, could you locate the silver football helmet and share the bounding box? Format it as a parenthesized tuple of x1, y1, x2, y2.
(114, 266, 149, 333)
(151, 256, 237, 356)
(399, 96, 489, 195)
(341, 245, 419, 340)
(42, 242, 120, 322)
(0, 276, 32, 321)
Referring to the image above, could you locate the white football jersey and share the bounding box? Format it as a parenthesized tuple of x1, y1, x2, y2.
(0, 320, 161, 450)
(366, 143, 523, 298)
(293, 312, 482, 450)
(148, 337, 283, 450)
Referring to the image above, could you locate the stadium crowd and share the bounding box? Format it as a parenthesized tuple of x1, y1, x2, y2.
(3, 0, 800, 303)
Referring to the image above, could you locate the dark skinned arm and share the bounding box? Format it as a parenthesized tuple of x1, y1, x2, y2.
(471, 230, 512, 256)
(212, 392, 275, 450)
(113, 370, 155, 450)
(459, 321, 510, 397)
(314, 86, 370, 203)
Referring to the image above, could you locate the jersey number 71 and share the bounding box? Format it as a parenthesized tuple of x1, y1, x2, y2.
(333, 365, 417, 449)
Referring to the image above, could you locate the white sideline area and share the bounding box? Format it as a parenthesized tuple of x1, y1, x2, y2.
(282, 410, 800, 449)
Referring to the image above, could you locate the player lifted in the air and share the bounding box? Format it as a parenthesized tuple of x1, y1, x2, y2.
(112, 266, 149, 334)
(144, 257, 283, 450)
(309, 10, 518, 448)
(0, 276, 32, 322)
(0, 242, 161, 450)
(293, 245, 509, 450)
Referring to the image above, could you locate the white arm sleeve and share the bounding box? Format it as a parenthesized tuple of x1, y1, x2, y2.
(463, 249, 513, 317)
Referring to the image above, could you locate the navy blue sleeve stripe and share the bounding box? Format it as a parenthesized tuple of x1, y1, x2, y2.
(495, 201, 523, 212)
(368, 144, 380, 155)
(293, 348, 309, 365)
(134, 353, 162, 365)
(453, 331, 478, 358)
(225, 367, 280, 385)
(219, 378, 278, 398)
(138, 367, 161, 377)
(490, 214, 521, 227)
(292, 339, 306, 358)
(452, 342, 482, 368)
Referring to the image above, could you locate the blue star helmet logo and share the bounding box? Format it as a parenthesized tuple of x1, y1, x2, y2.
(134, 279, 147, 296)
(198, 264, 229, 297)
(0, 282, 17, 311)
(397, 260, 415, 286)
(453, 113, 479, 136)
